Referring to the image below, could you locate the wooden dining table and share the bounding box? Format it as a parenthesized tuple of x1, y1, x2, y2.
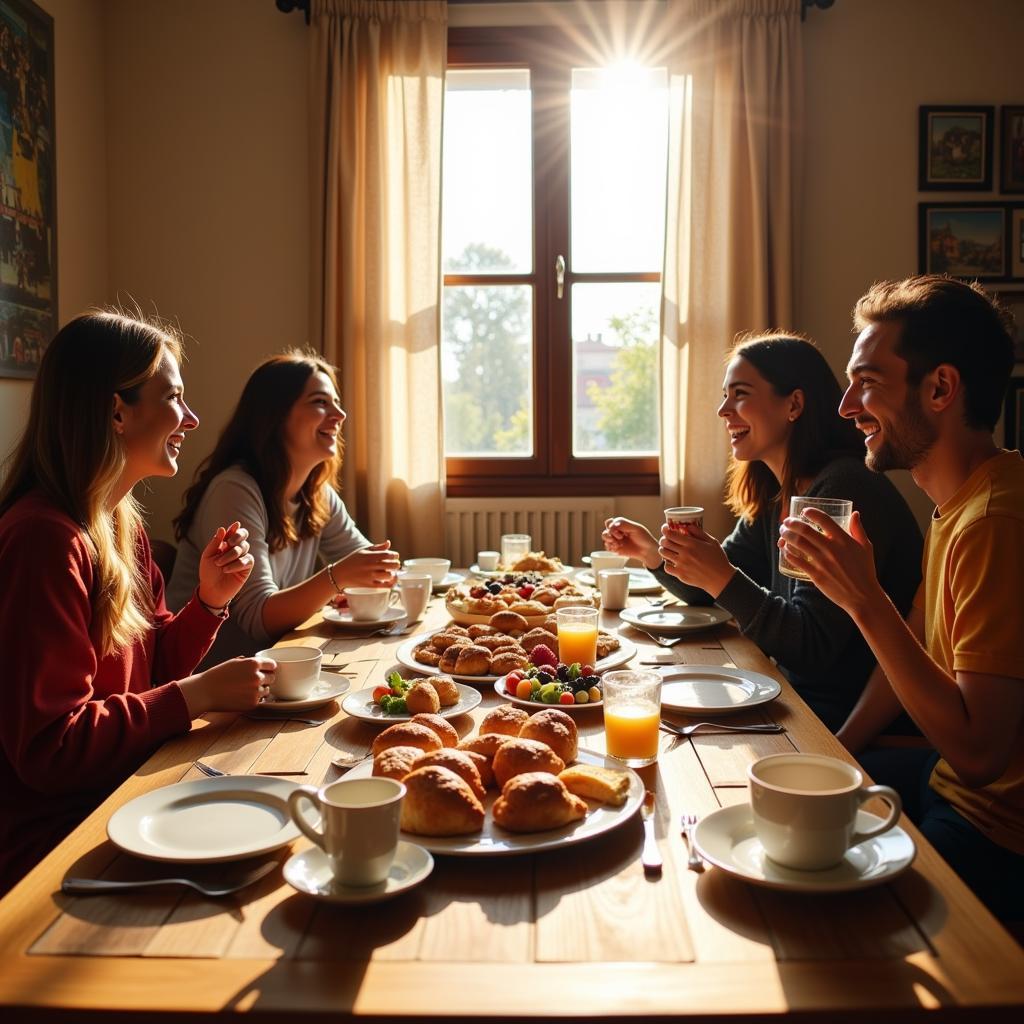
(1, 575, 1023, 1023)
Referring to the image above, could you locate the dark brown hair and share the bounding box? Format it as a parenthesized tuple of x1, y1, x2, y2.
(174, 350, 342, 552)
(725, 332, 863, 523)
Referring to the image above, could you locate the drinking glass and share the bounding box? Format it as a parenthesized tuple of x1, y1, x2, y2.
(603, 670, 662, 767)
(556, 605, 598, 667)
(500, 533, 531, 568)
(778, 497, 853, 581)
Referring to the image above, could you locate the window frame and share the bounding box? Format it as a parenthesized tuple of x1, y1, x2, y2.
(444, 27, 661, 498)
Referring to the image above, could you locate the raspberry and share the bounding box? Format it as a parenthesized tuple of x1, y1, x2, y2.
(530, 644, 558, 669)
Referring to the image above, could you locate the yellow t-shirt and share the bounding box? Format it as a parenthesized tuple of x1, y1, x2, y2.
(924, 450, 1024, 853)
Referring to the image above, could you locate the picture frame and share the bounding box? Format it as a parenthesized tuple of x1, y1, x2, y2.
(0, 0, 57, 381)
(919, 202, 1007, 281)
(993, 290, 1024, 363)
(1008, 204, 1024, 281)
(1005, 376, 1024, 452)
(1000, 105, 1024, 193)
(919, 105, 994, 191)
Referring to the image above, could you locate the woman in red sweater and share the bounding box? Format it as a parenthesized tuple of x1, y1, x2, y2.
(0, 311, 275, 895)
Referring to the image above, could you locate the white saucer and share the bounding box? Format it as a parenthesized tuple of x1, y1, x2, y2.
(284, 841, 434, 903)
(655, 665, 781, 715)
(693, 804, 916, 892)
(432, 571, 465, 592)
(619, 604, 732, 634)
(575, 568, 662, 593)
(255, 673, 351, 712)
(322, 605, 405, 629)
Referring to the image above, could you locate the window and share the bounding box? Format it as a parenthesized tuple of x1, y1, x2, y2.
(442, 29, 668, 496)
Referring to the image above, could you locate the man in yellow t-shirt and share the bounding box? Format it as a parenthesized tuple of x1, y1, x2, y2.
(780, 275, 1024, 921)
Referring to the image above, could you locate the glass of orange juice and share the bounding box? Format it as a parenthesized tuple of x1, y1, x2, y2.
(603, 670, 662, 767)
(557, 606, 598, 667)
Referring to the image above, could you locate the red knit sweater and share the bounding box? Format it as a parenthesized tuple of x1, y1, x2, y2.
(0, 492, 222, 894)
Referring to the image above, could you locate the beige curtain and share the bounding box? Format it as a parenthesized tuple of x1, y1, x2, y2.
(309, 0, 447, 558)
(661, 0, 803, 537)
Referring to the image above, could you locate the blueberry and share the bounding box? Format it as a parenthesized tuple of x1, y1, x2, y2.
(487, 581, 502, 594)
(536, 671, 553, 685)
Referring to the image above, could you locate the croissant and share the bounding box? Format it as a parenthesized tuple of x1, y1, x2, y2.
(491, 651, 529, 675)
(492, 771, 588, 833)
(413, 646, 442, 667)
(450, 644, 491, 676)
(489, 611, 530, 634)
(412, 749, 487, 801)
(400, 766, 485, 837)
(410, 712, 459, 748)
(492, 737, 566, 788)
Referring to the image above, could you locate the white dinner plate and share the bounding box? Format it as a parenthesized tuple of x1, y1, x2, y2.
(107, 776, 300, 863)
(252, 672, 351, 712)
(395, 632, 637, 685)
(575, 568, 663, 594)
(322, 605, 405, 629)
(468, 564, 574, 580)
(693, 805, 916, 893)
(344, 748, 643, 856)
(493, 674, 603, 711)
(619, 604, 733, 635)
(284, 841, 434, 904)
(655, 665, 781, 715)
(432, 572, 465, 592)
(444, 605, 551, 629)
(341, 682, 482, 723)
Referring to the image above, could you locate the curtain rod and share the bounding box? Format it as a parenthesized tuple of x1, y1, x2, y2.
(274, 1, 836, 25)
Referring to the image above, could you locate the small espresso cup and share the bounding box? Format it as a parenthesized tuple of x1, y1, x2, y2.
(590, 550, 628, 573)
(476, 550, 500, 571)
(748, 753, 902, 871)
(344, 587, 391, 621)
(396, 571, 432, 622)
(596, 568, 630, 611)
(664, 506, 704, 532)
(256, 645, 321, 701)
(288, 777, 405, 887)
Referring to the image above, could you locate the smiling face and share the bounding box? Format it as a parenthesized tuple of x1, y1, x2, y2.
(840, 321, 937, 473)
(717, 356, 800, 473)
(115, 347, 198, 485)
(283, 370, 345, 472)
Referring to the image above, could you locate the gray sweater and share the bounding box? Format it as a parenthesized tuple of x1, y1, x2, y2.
(656, 457, 923, 731)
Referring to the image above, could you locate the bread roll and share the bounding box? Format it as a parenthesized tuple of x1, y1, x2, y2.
(372, 745, 422, 780)
(492, 737, 566, 788)
(424, 675, 460, 707)
(518, 708, 578, 764)
(462, 749, 494, 789)
(371, 721, 443, 757)
(412, 749, 486, 801)
(411, 712, 459, 748)
(405, 680, 441, 714)
(559, 764, 631, 807)
(457, 732, 509, 761)
(507, 600, 548, 617)
(400, 766, 485, 836)
(489, 611, 530, 634)
(413, 646, 442, 667)
(492, 772, 588, 833)
(479, 703, 529, 737)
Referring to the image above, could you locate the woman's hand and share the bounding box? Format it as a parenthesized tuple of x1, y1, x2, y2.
(177, 655, 276, 717)
(602, 517, 660, 568)
(658, 523, 735, 598)
(331, 541, 401, 589)
(197, 521, 253, 610)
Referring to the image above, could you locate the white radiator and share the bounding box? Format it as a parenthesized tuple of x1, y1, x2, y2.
(445, 498, 615, 568)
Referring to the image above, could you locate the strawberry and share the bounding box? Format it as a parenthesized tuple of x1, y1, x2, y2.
(517, 584, 535, 599)
(530, 644, 558, 669)
(470, 586, 487, 598)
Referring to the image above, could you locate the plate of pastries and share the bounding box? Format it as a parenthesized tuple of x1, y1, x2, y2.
(471, 551, 572, 579)
(397, 615, 634, 684)
(341, 674, 482, 723)
(445, 576, 598, 627)
(343, 704, 644, 854)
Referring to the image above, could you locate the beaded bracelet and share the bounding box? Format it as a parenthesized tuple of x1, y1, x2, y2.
(326, 561, 343, 594)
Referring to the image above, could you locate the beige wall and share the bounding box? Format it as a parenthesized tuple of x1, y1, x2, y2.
(0, 0, 107, 465)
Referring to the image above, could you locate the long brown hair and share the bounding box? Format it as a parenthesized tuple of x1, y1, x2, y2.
(724, 332, 863, 523)
(174, 351, 342, 552)
(0, 310, 182, 656)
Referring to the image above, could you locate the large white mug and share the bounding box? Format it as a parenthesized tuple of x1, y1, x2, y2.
(596, 568, 630, 611)
(255, 645, 321, 701)
(288, 777, 405, 887)
(748, 753, 902, 871)
(396, 571, 432, 622)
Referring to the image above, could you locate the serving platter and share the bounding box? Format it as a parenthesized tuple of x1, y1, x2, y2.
(341, 682, 482, 723)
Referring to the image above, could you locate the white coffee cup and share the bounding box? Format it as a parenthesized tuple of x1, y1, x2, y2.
(477, 550, 500, 571)
(344, 586, 391, 621)
(748, 753, 902, 871)
(288, 777, 405, 887)
(402, 557, 450, 584)
(664, 506, 705, 532)
(590, 550, 628, 573)
(256, 645, 321, 701)
(396, 571, 432, 622)
(596, 568, 630, 610)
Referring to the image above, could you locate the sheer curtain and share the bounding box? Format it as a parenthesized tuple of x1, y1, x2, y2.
(309, 0, 447, 557)
(661, 0, 803, 537)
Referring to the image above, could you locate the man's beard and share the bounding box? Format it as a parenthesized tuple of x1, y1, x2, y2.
(866, 392, 937, 473)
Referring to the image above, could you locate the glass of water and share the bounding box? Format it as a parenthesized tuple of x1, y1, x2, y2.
(779, 497, 853, 581)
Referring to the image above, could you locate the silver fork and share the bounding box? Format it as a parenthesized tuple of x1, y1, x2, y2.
(636, 629, 684, 648)
(62, 862, 275, 899)
(194, 760, 307, 778)
(660, 721, 784, 738)
(681, 813, 704, 871)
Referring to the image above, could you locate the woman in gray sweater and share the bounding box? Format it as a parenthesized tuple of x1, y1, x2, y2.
(604, 333, 923, 732)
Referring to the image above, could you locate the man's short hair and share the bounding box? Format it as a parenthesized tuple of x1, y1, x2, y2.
(853, 275, 1014, 431)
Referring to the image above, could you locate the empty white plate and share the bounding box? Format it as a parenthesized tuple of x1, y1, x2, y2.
(107, 776, 300, 863)
(619, 604, 732, 634)
(656, 665, 781, 715)
(693, 804, 916, 892)
(284, 841, 434, 903)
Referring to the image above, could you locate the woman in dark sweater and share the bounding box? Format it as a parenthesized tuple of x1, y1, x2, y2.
(604, 333, 923, 731)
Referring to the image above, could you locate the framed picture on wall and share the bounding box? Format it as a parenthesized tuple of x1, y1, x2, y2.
(994, 291, 1024, 362)
(0, 0, 57, 381)
(1000, 106, 1024, 193)
(919, 203, 1007, 281)
(1008, 205, 1024, 281)
(919, 105, 994, 191)
(1005, 377, 1024, 452)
